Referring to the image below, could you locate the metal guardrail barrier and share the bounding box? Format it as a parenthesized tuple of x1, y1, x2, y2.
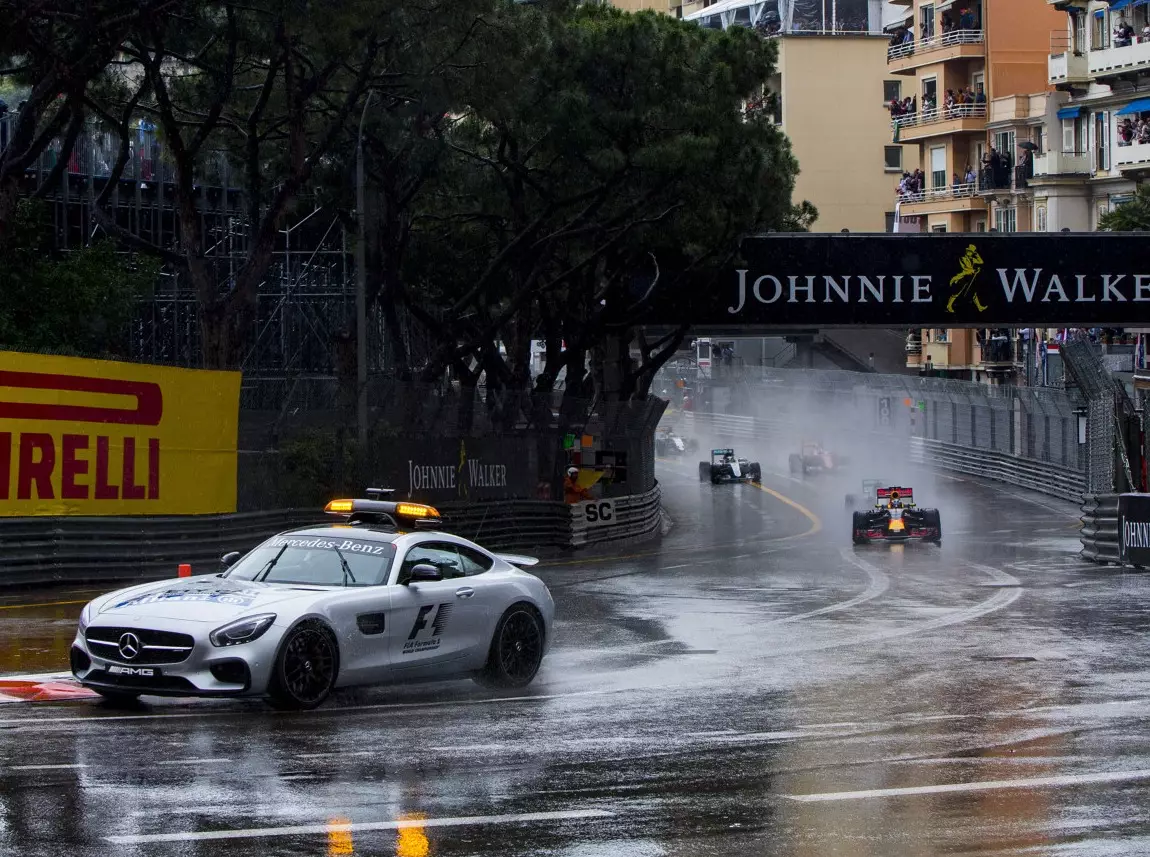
(907, 438, 1084, 502)
(570, 485, 662, 548)
(1080, 494, 1120, 564)
(0, 487, 664, 588)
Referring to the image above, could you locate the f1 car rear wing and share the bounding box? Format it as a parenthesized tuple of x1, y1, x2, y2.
(876, 486, 914, 504)
(711, 448, 734, 456)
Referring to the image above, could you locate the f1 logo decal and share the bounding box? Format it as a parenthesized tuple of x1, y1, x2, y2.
(408, 603, 453, 640)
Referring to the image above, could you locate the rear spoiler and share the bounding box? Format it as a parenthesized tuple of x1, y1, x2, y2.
(495, 553, 540, 568)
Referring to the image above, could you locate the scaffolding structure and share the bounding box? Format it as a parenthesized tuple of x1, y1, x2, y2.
(11, 117, 391, 411)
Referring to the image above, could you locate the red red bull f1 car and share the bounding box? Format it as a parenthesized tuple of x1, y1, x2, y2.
(851, 487, 941, 545)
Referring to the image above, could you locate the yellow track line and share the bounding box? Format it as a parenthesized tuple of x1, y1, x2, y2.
(750, 481, 823, 537)
(0, 599, 87, 611)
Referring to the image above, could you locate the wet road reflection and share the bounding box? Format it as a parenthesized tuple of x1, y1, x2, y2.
(1, 460, 1149, 856)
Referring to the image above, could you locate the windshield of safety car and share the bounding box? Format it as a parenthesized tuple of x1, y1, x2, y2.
(224, 535, 396, 586)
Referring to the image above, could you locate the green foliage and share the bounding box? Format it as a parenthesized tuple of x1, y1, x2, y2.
(1099, 184, 1150, 232)
(0, 201, 157, 355)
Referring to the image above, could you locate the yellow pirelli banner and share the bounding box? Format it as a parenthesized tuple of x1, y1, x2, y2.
(0, 351, 241, 516)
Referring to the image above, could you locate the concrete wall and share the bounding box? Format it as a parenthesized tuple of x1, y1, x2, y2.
(986, 0, 1065, 100)
(779, 35, 915, 232)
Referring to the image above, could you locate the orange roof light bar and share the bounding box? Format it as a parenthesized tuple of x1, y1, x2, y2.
(396, 502, 440, 519)
(325, 500, 355, 514)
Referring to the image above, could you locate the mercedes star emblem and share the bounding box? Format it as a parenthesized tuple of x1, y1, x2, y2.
(118, 632, 142, 661)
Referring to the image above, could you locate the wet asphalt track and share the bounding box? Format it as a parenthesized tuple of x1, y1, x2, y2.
(2, 459, 1150, 856)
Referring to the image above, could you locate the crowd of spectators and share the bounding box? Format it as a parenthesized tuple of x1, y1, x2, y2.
(896, 169, 926, 199)
(944, 87, 985, 112)
(888, 86, 984, 126)
(980, 148, 1015, 189)
(941, 8, 979, 34)
(1118, 116, 1150, 146)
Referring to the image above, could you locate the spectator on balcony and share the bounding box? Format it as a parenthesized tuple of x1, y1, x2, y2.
(964, 164, 977, 185)
(1119, 118, 1135, 146)
(941, 11, 956, 34)
(959, 7, 978, 30)
(1141, 22, 1150, 42)
(974, 85, 986, 105)
(1139, 118, 1150, 144)
(1114, 21, 1135, 47)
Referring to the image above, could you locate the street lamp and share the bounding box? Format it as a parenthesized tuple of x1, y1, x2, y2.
(355, 90, 377, 449)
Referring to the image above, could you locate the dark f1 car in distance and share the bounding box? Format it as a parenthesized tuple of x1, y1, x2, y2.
(789, 442, 849, 475)
(851, 487, 941, 545)
(699, 449, 762, 484)
(654, 426, 698, 456)
(845, 478, 883, 509)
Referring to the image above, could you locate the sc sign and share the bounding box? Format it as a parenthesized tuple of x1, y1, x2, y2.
(579, 499, 616, 528)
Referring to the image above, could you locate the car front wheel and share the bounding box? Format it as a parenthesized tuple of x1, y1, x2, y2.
(267, 621, 339, 710)
(475, 605, 545, 689)
(93, 689, 141, 707)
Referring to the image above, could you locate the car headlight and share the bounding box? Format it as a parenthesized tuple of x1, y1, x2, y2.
(209, 614, 277, 647)
(77, 603, 93, 632)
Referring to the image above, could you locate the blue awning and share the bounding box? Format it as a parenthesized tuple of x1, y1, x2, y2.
(1118, 98, 1150, 115)
(1057, 106, 1083, 119)
(1110, 0, 1132, 11)
(1095, 10, 1105, 18)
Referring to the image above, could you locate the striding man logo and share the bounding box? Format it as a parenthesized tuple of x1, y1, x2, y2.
(946, 244, 988, 313)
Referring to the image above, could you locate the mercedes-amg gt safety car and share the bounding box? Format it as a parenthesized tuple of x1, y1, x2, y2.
(789, 442, 848, 475)
(699, 448, 762, 484)
(70, 494, 555, 709)
(851, 486, 942, 545)
(654, 426, 698, 457)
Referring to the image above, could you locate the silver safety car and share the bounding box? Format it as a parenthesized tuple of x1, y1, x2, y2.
(70, 494, 555, 709)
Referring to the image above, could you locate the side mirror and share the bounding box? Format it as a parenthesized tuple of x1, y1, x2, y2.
(220, 551, 242, 569)
(406, 563, 444, 584)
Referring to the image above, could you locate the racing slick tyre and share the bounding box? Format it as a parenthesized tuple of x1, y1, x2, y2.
(475, 604, 545, 689)
(851, 511, 869, 545)
(267, 620, 339, 710)
(699, 462, 711, 481)
(749, 464, 762, 483)
(924, 509, 943, 545)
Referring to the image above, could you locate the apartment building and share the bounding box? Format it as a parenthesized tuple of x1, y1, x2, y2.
(888, 0, 1064, 234)
(1032, 0, 1148, 230)
(685, 1, 916, 232)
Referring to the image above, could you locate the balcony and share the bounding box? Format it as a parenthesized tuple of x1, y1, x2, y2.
(887, 29, 986, 73)
(975, 338, 1016, 370)
(1089, 37, 1150, 80)
(1048, 51, 1090, 86)
(891, 103, 987, 142)
(896, 181, 987, 215)
(1116, 140, 1150, 171)
(1032, 149, 1091, 177)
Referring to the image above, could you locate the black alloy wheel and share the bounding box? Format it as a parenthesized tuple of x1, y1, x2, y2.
(476, 605, 544, 689)
(268, 622, 338, 710)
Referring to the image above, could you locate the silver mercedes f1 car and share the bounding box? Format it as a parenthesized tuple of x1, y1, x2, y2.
(70, 495, 555, 709)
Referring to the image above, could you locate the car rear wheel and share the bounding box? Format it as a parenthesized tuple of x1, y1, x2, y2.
(924, 509, 943, 545)
(698, 462, 710, 481)
(475, 604, 545, 689)
(267, 621, 339, 710)
(851, 511, 868, 545)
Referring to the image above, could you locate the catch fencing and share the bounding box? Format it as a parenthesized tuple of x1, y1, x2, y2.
(0, 487, 662, 589)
